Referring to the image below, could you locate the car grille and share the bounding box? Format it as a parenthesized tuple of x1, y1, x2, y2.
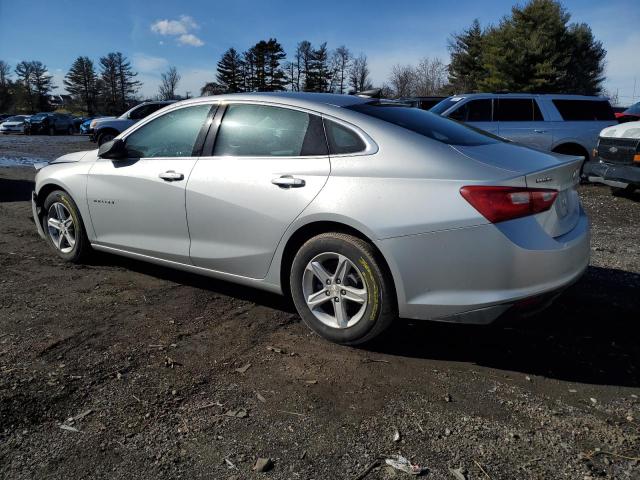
(598, 137, 639, 165)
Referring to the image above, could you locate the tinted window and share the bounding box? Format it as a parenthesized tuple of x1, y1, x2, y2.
(324, 120, 366, 154)
(129, 104, 165, 120)
(552, 100, 615, 121)
(125, 104, 211, 158)
(214, 104, 327, 157)
(347, 102, 500, 146)
(448, 99, 492, 122)
(430, 97, 465, 115)
(495, 99, 541, 121)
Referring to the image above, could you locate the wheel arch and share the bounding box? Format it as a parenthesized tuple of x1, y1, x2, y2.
(35, 182, 92, 238)
(278, 220, 399, 306)
(551, 141, 590, 160)
(96, 127, 120, 141)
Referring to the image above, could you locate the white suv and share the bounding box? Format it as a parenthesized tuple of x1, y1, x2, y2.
(431, 93, 617, 173)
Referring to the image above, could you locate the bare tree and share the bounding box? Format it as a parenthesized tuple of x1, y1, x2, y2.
(413, 57, 448, 96)
(389, 64, 416, 98)
(348, 53, 371, 93)
(331, 46, 351, 94)
(158, 66, 181, 99)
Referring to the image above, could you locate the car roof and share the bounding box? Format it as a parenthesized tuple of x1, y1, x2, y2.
(172, 92, 371, 113)
(449, 93, 610, 101)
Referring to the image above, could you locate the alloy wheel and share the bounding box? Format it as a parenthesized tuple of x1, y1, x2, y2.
(46, 202, 76, 253)
(302, 252, 368, 329)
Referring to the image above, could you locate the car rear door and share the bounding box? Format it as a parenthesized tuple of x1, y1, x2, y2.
(87, 103, 214, 263)
(496, 98, 552, 150)
(186, 102, 330, 279)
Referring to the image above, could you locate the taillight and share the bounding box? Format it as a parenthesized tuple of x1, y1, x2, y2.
(460, 186, 558, 223)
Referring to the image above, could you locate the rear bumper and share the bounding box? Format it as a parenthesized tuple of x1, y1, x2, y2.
(32, 192, 46, 239)
(381, 208, 590, 324)
(584, 160, 640, 187)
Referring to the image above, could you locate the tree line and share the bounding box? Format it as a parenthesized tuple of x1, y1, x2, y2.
(202, 39, 373, 96)
(0, 1, 609, 116)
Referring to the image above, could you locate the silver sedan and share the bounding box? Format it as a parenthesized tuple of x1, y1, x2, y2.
(32, 93, 590, 345)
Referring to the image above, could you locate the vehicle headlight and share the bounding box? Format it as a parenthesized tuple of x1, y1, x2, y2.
(90, 120, 97, 128)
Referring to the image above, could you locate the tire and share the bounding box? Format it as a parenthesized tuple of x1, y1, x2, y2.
(552, 144, 589, 180)
(97, 132, 115, 146)
(611, 185, 635, 197)
(67, 126, 74, 135)
(41, 190, 91, 263)
(48, 126, 55, 136)
(290, 232, 396, 345)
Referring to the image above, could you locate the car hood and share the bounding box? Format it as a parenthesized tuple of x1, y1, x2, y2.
(50, 150, 96, 165)
(1, 121, 23, 126)
(600, 121, 640, 139)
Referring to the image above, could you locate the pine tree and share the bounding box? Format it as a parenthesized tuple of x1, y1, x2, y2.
(15, 60, 54, 112)
(448, 19, 486, 92)
(216, 48, 244, 93)
(243, 39, 286, 92)
(0, 61, 12, 112)
(306, 42, 331, 92)
(64, 56, 99, 115)
(477, 0, 605, 94)
(99, 52, 140, 114)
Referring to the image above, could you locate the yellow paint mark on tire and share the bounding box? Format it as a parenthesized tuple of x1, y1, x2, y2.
(358, 257, 379, 321)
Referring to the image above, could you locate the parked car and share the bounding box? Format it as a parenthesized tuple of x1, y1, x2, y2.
(31, 93, 589, 345)
(583, 120, 640, 196)
(431, 93, 617, 175)
(0, 114, 12, 123)
(79, 116, 107, 135)
(0, 115, 30, 134)
(399, 96, 447, 110)
(614, 102, 640, 124)
(90, 101, 176, 145)
(24, 113, 75, 135)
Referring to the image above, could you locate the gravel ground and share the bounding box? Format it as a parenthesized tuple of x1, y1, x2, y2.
(1, 134, 639, 479)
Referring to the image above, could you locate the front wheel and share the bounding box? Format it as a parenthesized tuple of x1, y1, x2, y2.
(48, 126, 55, 136)
(41, 190, 91, 263)
(290, 233, 396, 345)
(97, 132, 115, 146)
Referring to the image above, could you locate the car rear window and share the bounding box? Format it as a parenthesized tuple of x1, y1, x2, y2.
(552, 100, 615, 121)
(346, 102, 500, 146)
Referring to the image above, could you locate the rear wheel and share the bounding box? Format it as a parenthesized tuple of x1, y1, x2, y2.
(67, 126, 74, 135)
(48, 126, 55, 136)
(41, 190, 91, 263)
(290, 233, 396, 345)
(552, 144, 590, 180)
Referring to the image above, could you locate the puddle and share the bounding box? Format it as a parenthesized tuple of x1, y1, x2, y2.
(0, 156, 48, 167)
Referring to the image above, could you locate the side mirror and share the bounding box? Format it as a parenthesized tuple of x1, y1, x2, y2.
(98, 138, 127, 159)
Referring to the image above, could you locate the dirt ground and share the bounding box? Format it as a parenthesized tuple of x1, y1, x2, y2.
(1, 135, 639, 479)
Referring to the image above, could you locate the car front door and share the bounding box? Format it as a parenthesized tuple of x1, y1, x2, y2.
(186, 103, 331, 278)
(496, 98, 552, 150)
(87, 103, 214, 263)
(447, 99, 497, 134)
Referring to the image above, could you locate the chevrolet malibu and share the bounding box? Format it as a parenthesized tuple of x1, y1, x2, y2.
(31, 93, 589, 345)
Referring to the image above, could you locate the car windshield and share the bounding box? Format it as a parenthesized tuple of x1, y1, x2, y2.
(430, 97, 466, 115)
(624, 102, 640, 115)
(6, 116, 25, 121)
(346, 101, 501, 146)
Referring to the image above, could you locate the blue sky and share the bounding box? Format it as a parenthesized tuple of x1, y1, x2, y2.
(0, 0, 638, 104)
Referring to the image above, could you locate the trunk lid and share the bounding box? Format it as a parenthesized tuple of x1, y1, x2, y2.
(453, 142, 582, 237)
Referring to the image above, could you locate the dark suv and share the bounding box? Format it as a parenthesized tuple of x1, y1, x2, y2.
(25, 113, 75, 135)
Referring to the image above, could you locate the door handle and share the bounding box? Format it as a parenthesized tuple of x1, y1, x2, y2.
(159, 170, 184, 181)
(271, 175, 305, 188)
(533, 129, 547, 134)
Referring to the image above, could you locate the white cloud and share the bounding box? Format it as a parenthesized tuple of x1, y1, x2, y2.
(133, 53, 169, 73)
(177, 34, 204, 47)
(150, 14, 204, 47)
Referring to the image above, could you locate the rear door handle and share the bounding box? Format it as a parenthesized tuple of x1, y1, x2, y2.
(271, 175, 305, 188)
(159, 170, 184, 181)
(533, 129, 547, 134)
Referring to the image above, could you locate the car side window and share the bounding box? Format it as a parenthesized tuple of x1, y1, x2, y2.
(213, 104, 327, 157)
(125, 104, 212, 158)
(449, 99, 492, 122)
(324, 120, 366, 154)
(129, 105, 158, 120)
(496, 99, 537, 121)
